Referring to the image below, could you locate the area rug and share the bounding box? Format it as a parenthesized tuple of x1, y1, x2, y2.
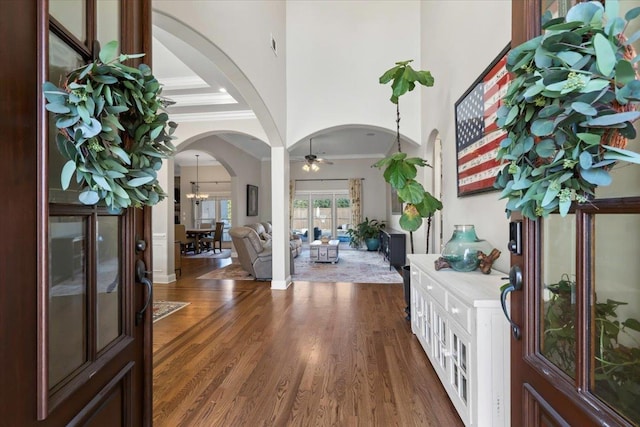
(153, 301, 190, 323)
(197, 250, 402, 284)
(184, 249, 232, 259)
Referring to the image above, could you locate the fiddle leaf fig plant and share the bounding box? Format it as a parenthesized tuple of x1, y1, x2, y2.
(495, 1, 640, 219)
(374, 60, 442, 253)
(43, 40, 176, 210)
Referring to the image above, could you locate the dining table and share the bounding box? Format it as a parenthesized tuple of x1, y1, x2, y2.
(186, 228, 215, 253)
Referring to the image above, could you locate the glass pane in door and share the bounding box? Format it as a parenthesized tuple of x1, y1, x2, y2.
(50, 0, 86, 42)
(220, 198, 232, 241)
(48, 33, 85, 204)
(313, 196, 332, 239)
(336, 195, 351, 242)
(97, 0, 120, 49)
(96, 216, 121, 352)
(200, 199, 215, 226)
(541, 0, 575, 22)
(49, 216, 87, 388)
(292, 197, 309, 241)
(590, 213, 640, 424)
(541, 214, 577, 378)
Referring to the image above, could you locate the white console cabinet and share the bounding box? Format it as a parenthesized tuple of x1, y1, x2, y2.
(408, 254, 510, 427)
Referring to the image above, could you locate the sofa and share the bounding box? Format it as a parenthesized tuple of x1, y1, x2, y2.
(245, 222, 302, 258)
(229, 227, 272, 280)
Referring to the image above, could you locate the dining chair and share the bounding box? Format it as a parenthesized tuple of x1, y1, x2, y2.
(200, 221, 224, 253)
(197, 223, 213, 251)
(213, 222, 224, 253)
(175, 224, 196, 254)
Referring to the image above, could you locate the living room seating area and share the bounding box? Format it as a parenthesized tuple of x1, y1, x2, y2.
(245, 222, 303, 258)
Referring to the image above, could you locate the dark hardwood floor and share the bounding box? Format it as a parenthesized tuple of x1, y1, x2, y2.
(152, 256, 463, 426)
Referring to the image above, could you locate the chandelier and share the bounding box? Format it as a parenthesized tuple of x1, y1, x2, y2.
(186, 154, 209, 205)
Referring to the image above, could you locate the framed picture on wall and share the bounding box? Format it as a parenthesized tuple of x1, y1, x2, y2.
(246, 184, 258, 216)
(391, 186, 402, 214)
(454, 43, 511, 197)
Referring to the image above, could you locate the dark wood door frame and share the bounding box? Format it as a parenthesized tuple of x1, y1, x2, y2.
(0, 1, 153, 425)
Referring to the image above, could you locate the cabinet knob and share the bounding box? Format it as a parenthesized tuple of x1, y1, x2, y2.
(451, 307, 459, 314)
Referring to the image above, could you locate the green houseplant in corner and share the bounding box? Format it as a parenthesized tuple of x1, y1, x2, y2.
(346, 217, 385, 251)
(374, 60, 442, 254)
(374, 59, 441, 321)
(495, 1, 640, 219)
(43, 40, 176, 210)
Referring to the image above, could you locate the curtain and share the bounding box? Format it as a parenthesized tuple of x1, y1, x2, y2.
(289, 179, 295, 228)
(349, 178, 362, 228)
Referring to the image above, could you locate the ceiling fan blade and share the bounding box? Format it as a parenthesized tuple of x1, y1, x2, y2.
(316, 158, 333, 165)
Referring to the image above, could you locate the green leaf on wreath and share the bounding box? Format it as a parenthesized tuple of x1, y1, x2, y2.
(99, 40, 119, 64)
(61, 160, 76, 190)
(594, 33, 616, 76)
(79, 189, 100, 205)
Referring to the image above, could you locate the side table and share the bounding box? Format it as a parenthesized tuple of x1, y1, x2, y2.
(309, 240, 340, 263)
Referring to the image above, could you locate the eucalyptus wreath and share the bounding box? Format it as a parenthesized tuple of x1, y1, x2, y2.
(43, 40, 176, 210)
(495, 1, 640, 219)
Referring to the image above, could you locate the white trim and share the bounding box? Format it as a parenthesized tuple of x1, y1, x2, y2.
(169, 92, 237, 107)
(160, 75, 210, 90)
(153, 273, 177, 284)
(169, 110, 256, 122)
(271, 278, 292, 290)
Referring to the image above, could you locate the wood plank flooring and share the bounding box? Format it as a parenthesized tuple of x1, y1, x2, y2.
(152, 256, 463, 426)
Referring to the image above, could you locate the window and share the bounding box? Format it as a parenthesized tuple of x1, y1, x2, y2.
(293, 192, 350, 241)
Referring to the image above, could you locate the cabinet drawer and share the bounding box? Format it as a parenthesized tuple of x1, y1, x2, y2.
(447, 293, 471, 333)
(423, 274, 447, 308)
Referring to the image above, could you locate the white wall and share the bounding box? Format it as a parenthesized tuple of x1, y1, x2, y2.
(286, 1, 422, 147)
(421, 0, 512, 273)
(153, 1, 287, 146)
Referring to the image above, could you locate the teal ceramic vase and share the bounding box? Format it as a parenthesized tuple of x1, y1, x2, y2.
(441, 225, 490, 272)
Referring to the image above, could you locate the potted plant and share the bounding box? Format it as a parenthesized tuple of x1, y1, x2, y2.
(43, 40, 176, 210)
(374, 60, 442, 254)
(495, 1, 640, 219)
(374, 59, 441, 320)
(347, 217, 385, 251)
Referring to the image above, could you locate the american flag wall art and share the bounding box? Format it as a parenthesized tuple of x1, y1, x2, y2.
(455, 44, 511, 196)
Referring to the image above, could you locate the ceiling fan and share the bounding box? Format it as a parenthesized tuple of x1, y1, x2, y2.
(293, 138, 333, 171)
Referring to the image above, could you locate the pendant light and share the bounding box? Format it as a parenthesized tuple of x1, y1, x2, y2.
(186, 154, 209, 205)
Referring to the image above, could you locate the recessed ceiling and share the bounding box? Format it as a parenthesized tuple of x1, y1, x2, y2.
(152, 27, 396, 168)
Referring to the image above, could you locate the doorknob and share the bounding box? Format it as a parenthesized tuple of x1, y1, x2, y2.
(500, 265, 523, 340)
(135, 259, 152, 326)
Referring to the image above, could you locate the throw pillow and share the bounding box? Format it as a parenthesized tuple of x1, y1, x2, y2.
(260, 232, 272, 241)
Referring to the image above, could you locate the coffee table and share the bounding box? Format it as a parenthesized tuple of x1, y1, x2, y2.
(309, 239, 340, 263)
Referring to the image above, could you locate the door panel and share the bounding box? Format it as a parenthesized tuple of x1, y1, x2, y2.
(523, 384, 570, 427)
(0, 1, 151, 425)
(511, 2, 640, 426)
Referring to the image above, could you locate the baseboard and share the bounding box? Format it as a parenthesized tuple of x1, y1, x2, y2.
(271, 277, 292, 290)
(153, 273, 177, 284)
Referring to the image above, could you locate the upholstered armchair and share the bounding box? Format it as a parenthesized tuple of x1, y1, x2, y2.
(229, 226, 272, 280)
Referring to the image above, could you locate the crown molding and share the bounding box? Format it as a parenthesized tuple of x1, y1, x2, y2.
(169, 110, 256, 122)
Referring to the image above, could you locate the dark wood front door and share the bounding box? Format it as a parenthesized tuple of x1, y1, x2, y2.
(509, 1, 640, 426)
(0, 1, 152, 425)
